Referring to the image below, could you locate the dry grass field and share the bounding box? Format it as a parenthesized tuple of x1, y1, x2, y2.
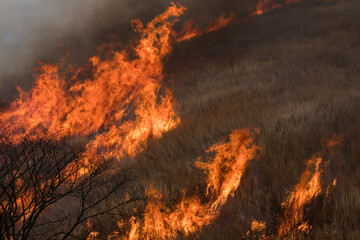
(1, 0, 359, 239)
(154, 0, 360, 238)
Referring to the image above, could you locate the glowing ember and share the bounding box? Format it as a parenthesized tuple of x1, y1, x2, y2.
(250, 0, 282, 17)
(325, 134, 343, 149)
(251, 220, 267, 232)
(86, 222, 100, 240)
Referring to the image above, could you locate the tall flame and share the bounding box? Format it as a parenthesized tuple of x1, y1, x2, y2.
(119, 128, 259, 239)
(0, 1, 323, 238)
(0, 0, 306, 144)
(279, 156, 327, 235)
(278, 135, 340, 236)
(0, 3, 185, 160)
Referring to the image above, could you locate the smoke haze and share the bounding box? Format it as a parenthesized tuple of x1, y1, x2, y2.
(0, 0, 253, 100)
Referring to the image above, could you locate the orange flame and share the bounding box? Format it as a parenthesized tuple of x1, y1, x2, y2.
(278, 135, 341, 236)
(279, 156, 325, 235)
(250, 0, 303, 17)
(177, 12, 235, 42)
(1, 177, 35, 220)
(177, 0, 304, 42)
(86, 221, 100, 240)
(250, 0, 282, 17)
(121, 129, 259, 239)
(0, 3, 185, 161)
(0, 64, 66, 141)
(198, 128, 260, 209)
(251, 220, 267, 232)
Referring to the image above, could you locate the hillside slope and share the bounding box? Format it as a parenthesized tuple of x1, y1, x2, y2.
(155, 0, 360, 238)
(1, 0, 359, 239)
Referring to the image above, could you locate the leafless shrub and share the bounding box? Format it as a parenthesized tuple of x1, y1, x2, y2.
(0, 132, 139, 240)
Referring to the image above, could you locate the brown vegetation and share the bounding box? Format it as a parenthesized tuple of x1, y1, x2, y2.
(1, 0, 360, 239)
(162, 0, 360, 238)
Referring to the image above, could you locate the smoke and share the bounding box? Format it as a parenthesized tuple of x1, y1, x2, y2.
(0, 0, 254, 100)
(0, 0, 160, 99)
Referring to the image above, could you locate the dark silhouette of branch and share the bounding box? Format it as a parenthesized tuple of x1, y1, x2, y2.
(0, 132, 138, 240)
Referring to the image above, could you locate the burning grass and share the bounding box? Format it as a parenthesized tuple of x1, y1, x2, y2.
(1, 0, 360, 239)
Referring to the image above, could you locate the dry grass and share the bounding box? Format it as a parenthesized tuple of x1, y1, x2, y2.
(5, 0, 359, 239)
(130, 0, 359, 238)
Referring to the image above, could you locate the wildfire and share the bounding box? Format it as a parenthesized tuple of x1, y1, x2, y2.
(243, 134, 340, 239)
(86, 222, 100, 240)
(177, 0, 303, 42)
(118, 129, 259, 239)
(0, 0, 331, 239)
(250, 0, 282, 17)
(278, 156, 326, 235)
(0, 3, 185, 161)
(177, 13, 235, 42)
(278, 135, 341, 236)
(2, 177, 35, 220)
(251, 220, 267, 232)
(250, 0, 304, 17)
(0, 0, 306, 159)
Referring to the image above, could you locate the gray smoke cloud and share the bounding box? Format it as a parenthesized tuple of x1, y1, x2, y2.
(0, 0, 253, 100)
